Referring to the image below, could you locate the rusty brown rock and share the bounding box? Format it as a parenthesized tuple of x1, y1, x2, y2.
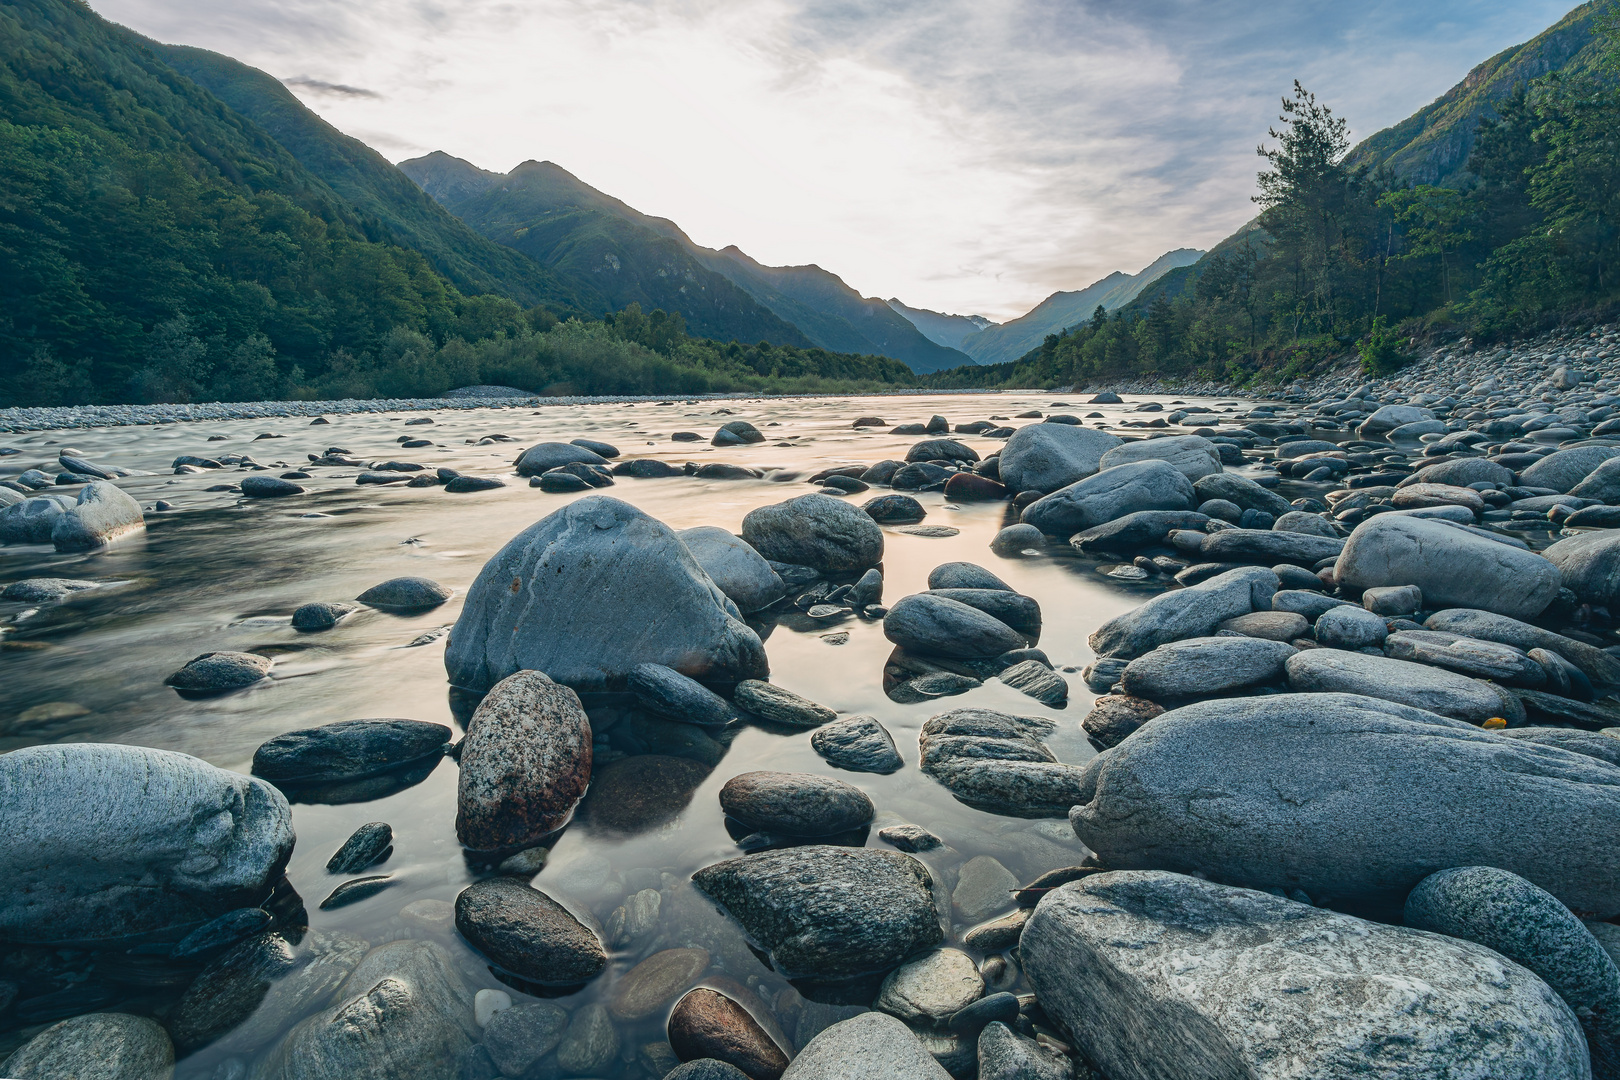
(456, 670, 592, 852)
(943, 473, 1008, 501)
(1080, 695, 1163, 749)
(667, 988, 789, 1080)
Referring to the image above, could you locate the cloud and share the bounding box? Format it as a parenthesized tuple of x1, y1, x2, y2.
(91, 0, 1579, 321)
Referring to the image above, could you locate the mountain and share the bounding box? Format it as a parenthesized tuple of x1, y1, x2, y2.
(144, 46, 583, 311)
(954, 248, 1205, 364)
(399, 154, 976, 372)
(884, 300, 997, 350)
(1345, 0, 1615, 186)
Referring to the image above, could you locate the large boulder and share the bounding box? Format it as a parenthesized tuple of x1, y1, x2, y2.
(513, 442, 610, 477)
(1520, 446, 1620, 493)
(1570, 456, 1620, 503)
(1199, 528, 1344, 566)
(2, 1013, 175, 1080)
(0, 743, 294, 946)
(1022, 870, 1590, 1080)
(1068, 693, 1620, 915)
(692, 847, 942, 981)
(742, 494, 883, 577)
(678, 527, 785, 613)
(1192, 472, 1292, 516)
(1547, 529, 1620, 606)
(996, 423, 1121, 494)
(780, 1012, 952, 1079)
(1089, 566, 1279, 660)
(1285, 649, 1523, 725)
(1359, 403, 1435, 435)
(1099, 434, 1223, 480)
(456, 671, 592, 852)
(883, 593, 1026, 658)
(1333, 515, 1560, 619)
(52, 480, 144, 552)
(1020, 460, 1196, 535)
(444, 496, 767, 692)
(1399, 458, 1517, 489)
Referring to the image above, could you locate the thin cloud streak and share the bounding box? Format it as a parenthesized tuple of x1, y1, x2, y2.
(96, 0, 1579, 321)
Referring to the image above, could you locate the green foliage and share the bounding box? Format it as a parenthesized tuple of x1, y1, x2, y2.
(1358, 316, 1409, 375)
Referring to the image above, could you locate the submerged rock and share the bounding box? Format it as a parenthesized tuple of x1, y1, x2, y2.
(780, 1012, 951, 1079)
(454, 877, 606, 985)
(627, 663, 740, 726)
(1023, 870, 1589, 1080)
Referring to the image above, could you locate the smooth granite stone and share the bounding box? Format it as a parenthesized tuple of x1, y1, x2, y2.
(735, 680, 837, 726)
(1098, 435, 1224, 480)
(1384, 631, 1546, 686)
(327, 822, 393, 874)
(454, 877, 606, 985)
(627, 663, 741, 726)
(997, 660, 1069, 706)
(692, 847, 943, 981)
(864, 494, 929, 524)
(1568, 456, 1620, 502)
(961, 913, 1030, 953)
(1271, 509, 1339, 536)
(668, 1061, 752, 1080)
(1021, 460, 1197, 535)
(1424, 608, 1620, 690)
(456, 670, 592, 852)
(582, 754, 713, 833)
(995, 424, 1122, 493)
(1333, 515, 1560, 619)
(926, 561, 1011, 590)
(874, 949, 984, 1030)
(1, 1013, 175, 1080)
(0, 743, 293, 946)
(1090, 566, 1279, 661)
(1399, 457, 1516, 489)
(1520, 446, 1620, 492)
(1218, 610, 1310, 641)
(1270, 590, 1353, 620)
(1198, 528, 1345, 566)
(445, 496, 767, 692)
(989, 523, 1043, 555)
(720, 771, 874, 837)
(1070, 693, 1620, 914)
(907, 438, 980, 463)
(742, 493, 884, 576)
(165, 651, 272, 694)
(884, 593, 1026, 658)
(953, 856, 1020, 921)
(1498, 727, 1620, 766)
(713, 420, 767, 446)
(668, 988, 790, 1080)
(1119, 636, 1297, 700)
(52, 481, 144, 552)
(780, 1012, 952, 1079)
(919, 710, 1085, 819)
(810, 715, 903, 773)
(679, 526, 786, 613)
(253, 719, 450, 784)
(1, 576, 98, 602)
(1546, 529, 1620, 606)
(1313, 604, 1389, 649)
(609, 948, 711, 1021)
(513, 442, 610, 476)
(240, 475, 305, 497)
(534, 470, 589, 492)
(977, 1022, 1071, 1080)
(443, 475, 506, 493)
(0, 494, 73, 543)
(879, 823, 943, 852)
(1023, 870, 1589, 1080)
(1069, 510, 1211, 555)
(1192, 472, 1294, 516)
(290, 601, 358, 631)
(891, 462, 952, 491)
(924, 588, 1039, 636)
(356, 576, 451, 610)
(1406, 866, 1620, 1077)
(1359, 403, 1435, 435)
(1285, 649, 1523, 724)
(614, 458, 684, 478)
(481, 1002, 568, 1076)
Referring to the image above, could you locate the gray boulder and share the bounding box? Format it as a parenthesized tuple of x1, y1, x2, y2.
(1200, 528, 1344, 566)
(1098, 435, 1223, 480)
(52, 481, 144, 552)
(1119, 636, 1296, 699)
(1425, 608, 1620, 690)
(1069, 510, 1210, 555)
(907, 438, 979, 462)
(2, 1013, 175, 1080)
(356, 577, 451, 610)
(1547, 529, 1620, 606)
(678, 526, 785, 613)
(742, 494, 884, 576)
(1313, 604, 1388, 649)
(919, 709, 1083, 818)
(1570, 456, 1620, 502)
(165, 651, 273, 693)
(251, 718, 450, 784)
(1021, 460, 1196, 535)
(1090, 566, 1279, 660)
(926, 562, 1011, 590)
(626, 663, 740, 726)
(1521, 446, 1620, 492)
(780, 1010, 952, 1079)
(1333, 515, 1560, 619)
(977, 1022, 1070, 1080)
(454, 878, 606, 985)
(996, 423, 1121, 494)
(885, 593, 1026, 658)
(0, 494, 73, 543)
(1285, 649, 1521, 724)
(720, 771, 874, 837)
(1069, 692, 1620, 915)
(1193, 472, 1292, 516)
(0, 743, 294, 945)
(1271, 510, 1339, 537)
(692, 847, 942, 981)
(513, 442, 610, 477)
(811, 715, 902, 773)
(1022, 870, 1590, 1080)
(1400, 458, 1517, 489)
(1360, 403, 1435, 435)
(1406, 865, 1620, 1077)
(444, 496, 767, 692)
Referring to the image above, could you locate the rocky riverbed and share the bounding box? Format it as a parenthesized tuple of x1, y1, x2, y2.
(4, 370, 1620, 1079)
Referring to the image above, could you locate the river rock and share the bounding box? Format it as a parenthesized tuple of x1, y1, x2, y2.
(52, 481, 144, 552)
(356, 576, 451, 610)
(1424, 608, 1620, 690)
(514, 442, 610, 476)
(627, 663, 740, 726)
(2, 1013, 174, 1080)
(1021, 459, 1196, 534)
(0, 494, 73, 543)
(864, 494, 927, 523)
(884, 593, 1025, 657)
(1068, 509, 1210, 555)
(481, 1002, 568, 1076)
(444, 496, 767, 691)
(241, 475, 305, 498)
(165, 651, 272, 693)
(989, 523, 1042, 554)
(1272, 509, 1339, 536)
(1285, 649, 1521, 723)
(668, 988, 789, 1080)
(782, 1011, 952, 1080)
(456, 670, 591, 851)
(925, 588, 1040, 636)
(669, 1063, 751, 1080)
(252, 719, 450, 784)
(998, 659, 1069, 705)
(0, 743, 293, 946)
(1569, 456, 1620, 502)
(1333, 515, 1560, 619)
(556, 1002, 620, 1074)
(1081, 696, 1162, 749)
(741, 493, 884, 577)
(1193, 472, 1293, 516)
(977, 1021, 1070, 1080)
(720, 771, 874, 837)
(1069, 692, 1620, 914)
(1406, 865, 1620, 1076)
(1119, 636, 1296, 700)
(919, 708, 1083, 818)
(1199, 528, 1344, 567)
(1090, 566, 1279, 660)
(735, 680, 837, 726)
(875, 949, 983, 1030)
(1521, 445, 1620, 492)
(1022, 870, 1589, 1080)
(692, 847, 942, 981)
(907, 438, 978, 463)
(290, 601, 357, 631)
(1401, 457, 1517, 489)
(1312, 604, 1388, 649)
(1098, 434, 1223, 480)
(1547, 529, 1620, 606)
(995, 423, 1121, 493)
(1360, 403, 1435, 435)
(810, 715, 902, 772)
(678, 526, 786, 613)
(454, 877, 606, 985)
(610, 948, 711, 1021)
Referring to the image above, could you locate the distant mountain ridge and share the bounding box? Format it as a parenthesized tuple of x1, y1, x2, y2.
(399, 153, 976, 372)
(884, 300, 997, 350)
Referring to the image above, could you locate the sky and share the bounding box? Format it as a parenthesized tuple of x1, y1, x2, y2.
(94, 0, 1579, 322)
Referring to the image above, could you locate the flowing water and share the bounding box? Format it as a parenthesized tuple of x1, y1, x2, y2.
(0, 391, 1263, 1075)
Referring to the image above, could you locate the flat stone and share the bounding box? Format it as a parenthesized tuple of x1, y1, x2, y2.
(952, 856, 1019, 921)
(1021, 459, 1197, 535)
(720, 771, 875, 837)
(1, 577, 99, 602)
(1425, 608, 1620, 691)
(879, 824, 942, 852)
(252, 719, 449, 784)
(627, 663, 741, 726)
(810, 715, 903, 773)
(241, 475, 305, 497)
(668, 988, 789, 1079)
(1285, 649, 1522, 725)
(1090, 566, 1279, 660)
(356, 576, 451, 610)
(780, 1011, 952, 1079)
(875, 949, 983, 1030)
(885, 593, 1026, 658)
(735, 680, 836, 726)
(165, 651, 272, 693)
(997, 660, 1068, 705)
(610, 948, 711, 1021)
(1120, 636, 1296, 699)
(453, 877, 606, 985)
(977, 1021, 1070, 1080)
(1218, 610, 1308, 641)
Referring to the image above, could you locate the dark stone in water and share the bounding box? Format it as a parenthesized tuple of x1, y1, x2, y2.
(454, 877, 606, 986)
(356, 576, 451, 610)
(582, 755, 713, 834)
(291, 601, 357, 631)
(319, 875, 396, 910)
(444, 475, 505, 492)
(241, 475, 305, 498)
(253, 719, 450, 784)
(614, 459, 683, 478)
(862, 494, 927, 523)
(170, 907, 274, 960)
(667, 987, 790, 1080)
(327, 822, 394, 873)
(720, 771, 875, 837)
(164, 651, 273, 695)
(810, 714, 902, 773)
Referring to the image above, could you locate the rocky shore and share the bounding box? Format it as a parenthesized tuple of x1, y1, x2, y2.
(6, 351, 1620, 1078)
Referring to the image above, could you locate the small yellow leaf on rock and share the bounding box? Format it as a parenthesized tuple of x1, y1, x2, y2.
(1483, 717, 1508, 730)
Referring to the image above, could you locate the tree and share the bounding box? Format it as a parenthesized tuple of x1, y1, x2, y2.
(1379, 185, 1474, 303)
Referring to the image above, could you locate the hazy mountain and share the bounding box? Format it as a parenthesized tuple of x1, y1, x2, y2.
(955, 248, 1205, 364)
(885, 300, 998, 351)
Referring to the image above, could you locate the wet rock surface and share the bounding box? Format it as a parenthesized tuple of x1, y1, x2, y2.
(454, 877, 607, 985)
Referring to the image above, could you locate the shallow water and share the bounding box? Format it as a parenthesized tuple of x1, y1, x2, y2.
(0, 391, 1268, 1073)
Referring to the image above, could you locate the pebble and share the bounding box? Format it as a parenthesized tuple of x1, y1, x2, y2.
(453, 877, 606, 985)
(735, 680, 837, 726)
(355, 576, 452, 610)
(164, 651, 273, 694)
(473, 988, 511, 1028)
(326, 822, 393, 873)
